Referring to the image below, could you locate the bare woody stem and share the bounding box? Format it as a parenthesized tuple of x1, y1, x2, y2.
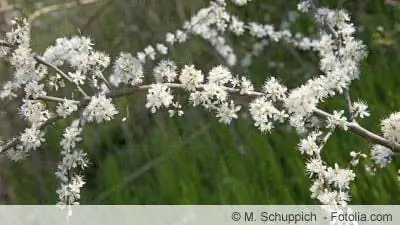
(27, 0, 100, 24)
(2, 82, 398, 154)
(313, 108, 400, 151)
(34, 55, 89, 98)
(109, 84, 400, 153)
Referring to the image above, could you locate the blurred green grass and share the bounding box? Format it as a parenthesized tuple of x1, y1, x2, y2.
(1, 0, 400, 204)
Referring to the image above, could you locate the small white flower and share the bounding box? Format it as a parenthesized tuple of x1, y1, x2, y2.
(24, 81, 46, 98)
(231, 0, 251, 6)
(56, 99, 79, 118)
(208, 65, 232, 85)
(381, 112, 400, 144)
(156, 44, 168, 55)
(82, 95, 118, 123)
(68, 70, 86, 85)
(179, 65, 204, 91)
(248, 22, 267, 38)
(57, 175, 86, 205)
(216, 100, 241, 124)
(249, 97, 286, 133)
(326, 110, 348, 130)
(310, 179, 324, 199)
(371, 145, 394, 168)
(168, 102, 184, 117)
(229, 16, 245, 35)
(298, 131, 321, 156)
(137, 52, 146, 63)
(317, 189, 338, 205)
(153, 60, 177, 83)
(175, 30, 188, 43)
(239, 76, 254, 94)
(144, 45, 156, 60)
(19, 127, 45, 151)
(263, 77, 287, 101)
(145, 84, 174, 113)
(333, 167, 356, 189)
(297, 1, 311, 13)
(6, 148, 28, 162)
(110, 52, 143, 87)
(165, 32, 176, 45)
(353, 101, 370, 118)
(60, 120, 82, 151)
(202, 83, 228, 105)
(19, 100, 51, 126)
(324, 164, 355, 190)
(306, 158, 326, 177)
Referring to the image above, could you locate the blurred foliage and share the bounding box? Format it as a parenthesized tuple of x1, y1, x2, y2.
(1, 0, 400, 204)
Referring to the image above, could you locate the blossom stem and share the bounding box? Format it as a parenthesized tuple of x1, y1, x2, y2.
(313, 108, 400, 152)
(1, 83, 399, 155)
(344, 89, 355, 122)
(33, 55, 89, 99)
(36, 95, 77, 103)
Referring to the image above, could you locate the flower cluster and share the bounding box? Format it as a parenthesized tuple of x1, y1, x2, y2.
(381, 111, 400, 144)
(56, 120, 88, 205)
(300, 131, 356, 206)
(82, 95, 118, 123)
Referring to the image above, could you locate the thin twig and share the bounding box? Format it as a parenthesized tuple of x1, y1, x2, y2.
(28, 0, 100, 24)
(313, 108, 400, 152)
(36, 95, 79, 103)
(1, 82, 399, 154)
(344, 89, 355, 121)
(33, 55, 89, 98)
(0, 41, 90, 98)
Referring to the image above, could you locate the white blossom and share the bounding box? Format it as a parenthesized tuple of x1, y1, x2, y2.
(381, 112, 400, 144)
(19, 127, 45, 151)
(56, 99, 79, 118)
(298, 131, 321, 156)
(110, 52, 143, 87)
(19, 100, 51, 126)
(144, 45, 156, 60)
(165, 32, 176, 44)
(326, 110, 348, 130)
(306, 158, 326, 177)
(297, 1, 311, 13)
(68, 70, 86, 85)
(249, 97, 286, 133)
(82, 95, 118, 123)
(24, 81, 46, 98)
(208, 65, 232, 85)
(145, 84, 174, 113)
(153, 60, 178, 83)
(56, 175, 86, 205)
(231, 0, 251, 6)
(179, 65, 204, 91)
(60, 120, 82, 152)
(263, 77, 287, 102)
(168, 102, 184, 117)
(229, 16, 245, 35)
(352, 101, 370, 118)
(371, 145, 394, 168)
(156, 43, 168, 55)
(238, 76, 254, 95)
(216, 100, 241, 124)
